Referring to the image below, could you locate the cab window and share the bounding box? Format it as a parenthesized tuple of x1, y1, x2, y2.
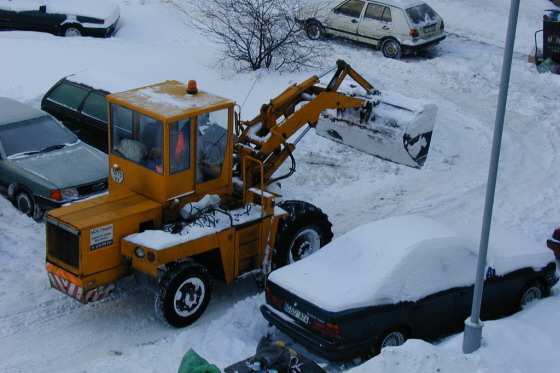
(170, 118, 191, 174)
(196, 109, 228, 184)
(110, 103, 164, 174)
(335, 0, 365, 18)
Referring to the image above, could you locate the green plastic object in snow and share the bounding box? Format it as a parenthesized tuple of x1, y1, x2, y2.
(178, 349, 221, 373)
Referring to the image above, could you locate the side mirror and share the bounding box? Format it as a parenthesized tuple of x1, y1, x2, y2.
(39, 5, 46, 12)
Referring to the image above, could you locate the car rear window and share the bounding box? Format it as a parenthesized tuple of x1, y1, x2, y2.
(335, 0, 365, 18)
(82, 92, 107, 122)
(0, 116, 77, 157)
(406, 4, 438, 25)
(46, 82, 89, 110)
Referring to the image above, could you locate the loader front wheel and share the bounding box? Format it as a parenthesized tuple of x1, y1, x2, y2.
(155, 262, 212, 328)
(273, 200, 333, 269)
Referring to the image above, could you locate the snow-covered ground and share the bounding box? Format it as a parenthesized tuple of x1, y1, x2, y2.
(0, 0, 559, 372)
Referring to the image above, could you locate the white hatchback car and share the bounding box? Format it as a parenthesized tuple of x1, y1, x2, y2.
(297, 0, 445, 58)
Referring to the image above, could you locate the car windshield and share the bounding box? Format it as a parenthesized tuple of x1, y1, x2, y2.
(0, 115, 78, 158)
(406, 4, 438, 25)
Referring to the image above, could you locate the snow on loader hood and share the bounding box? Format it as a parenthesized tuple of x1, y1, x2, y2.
(268, 215, 555, 313)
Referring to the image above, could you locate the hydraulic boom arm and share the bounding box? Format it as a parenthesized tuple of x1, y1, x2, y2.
(234, 60, 376, 186)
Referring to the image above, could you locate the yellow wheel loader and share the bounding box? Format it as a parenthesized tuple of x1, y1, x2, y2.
(45, 60, 436, 327)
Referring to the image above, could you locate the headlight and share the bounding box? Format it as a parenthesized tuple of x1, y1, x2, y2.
(61, 187, 79, 200)
(134, 247, 145, 258)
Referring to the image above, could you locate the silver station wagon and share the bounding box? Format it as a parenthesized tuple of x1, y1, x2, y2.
(297, 0, 446, 58)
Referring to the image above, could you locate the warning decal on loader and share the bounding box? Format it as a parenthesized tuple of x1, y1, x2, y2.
(90, 224, 114, 250)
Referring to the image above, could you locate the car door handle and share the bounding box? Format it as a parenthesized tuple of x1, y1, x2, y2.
(456, 290, 468, 296)
(382, 26, 390, 30)
(351, 19, 358, 23)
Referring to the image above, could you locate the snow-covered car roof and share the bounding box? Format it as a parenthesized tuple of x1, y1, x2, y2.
(63, 69, 158, 95)
(0, 0, 119, 22)
(268, 215, 554, 312)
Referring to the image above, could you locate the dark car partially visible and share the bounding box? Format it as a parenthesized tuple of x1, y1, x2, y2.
(261, 216, 558, 360)
(41, 76, 110, 152)
(0, 0, 119, 37)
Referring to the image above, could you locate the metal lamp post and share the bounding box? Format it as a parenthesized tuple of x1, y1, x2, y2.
(462, 0, 521, 354)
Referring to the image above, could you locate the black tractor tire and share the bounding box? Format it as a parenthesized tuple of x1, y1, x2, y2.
(381, 38, 402, 59)
(272, 200, 333, 270)
(155, 261, 212, 328)
(62, 24, 83, 37)
(516, 280, 543, 311)
(373, 328, 408, 356)
(14, 190, 42, 219)
(306, 20, 325, 40)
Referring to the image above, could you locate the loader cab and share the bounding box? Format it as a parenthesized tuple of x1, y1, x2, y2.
(106, 80, 235, 219)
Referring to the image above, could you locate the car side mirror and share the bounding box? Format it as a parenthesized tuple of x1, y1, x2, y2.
(39, 5, 46, 12)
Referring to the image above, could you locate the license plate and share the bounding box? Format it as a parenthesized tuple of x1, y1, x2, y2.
(284, 303, 310, 324)
(424, 24, 436, 33)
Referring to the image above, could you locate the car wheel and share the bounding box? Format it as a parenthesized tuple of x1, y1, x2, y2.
(381, 39, 402, 59)
(374, 328, 407, 355)
(14, 191, 36, 218)
(517, 280, 543, 310)
(306, 21, 325, 40)
(62, 25, 83, 37)
(272, 200, 333, 269)
(155, 262, 212, 327)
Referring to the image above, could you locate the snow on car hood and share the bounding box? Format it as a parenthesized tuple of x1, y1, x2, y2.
(11, 143, 107, 189)
(268, 215, 555, 312)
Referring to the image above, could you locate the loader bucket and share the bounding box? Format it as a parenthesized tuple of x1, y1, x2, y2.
(316, 90, 436, 168)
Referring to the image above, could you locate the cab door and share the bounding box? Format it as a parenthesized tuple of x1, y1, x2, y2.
(326, 0, 365, 41)
(357, 2, 394, 47)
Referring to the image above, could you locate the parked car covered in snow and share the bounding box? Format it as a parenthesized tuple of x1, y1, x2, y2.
(0, 0, 119, 37)
(0, 97, 108, 219)
(261, 215, 558, 360)
(297, 0, 445, 58)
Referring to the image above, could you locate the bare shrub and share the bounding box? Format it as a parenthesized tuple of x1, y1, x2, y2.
(170, 0, 328, 72)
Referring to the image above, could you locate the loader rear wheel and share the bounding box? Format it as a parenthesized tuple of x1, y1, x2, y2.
(155, 262, 212, 328)
(272, 200, 333, 269)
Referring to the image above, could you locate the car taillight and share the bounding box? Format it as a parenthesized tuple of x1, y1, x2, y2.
(409, 29, 419, 38)
(50, 190, 62, 200)
(440, 21, 445, 30)
(265, 287, 284, 309)
(310, 320, 340, 339)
